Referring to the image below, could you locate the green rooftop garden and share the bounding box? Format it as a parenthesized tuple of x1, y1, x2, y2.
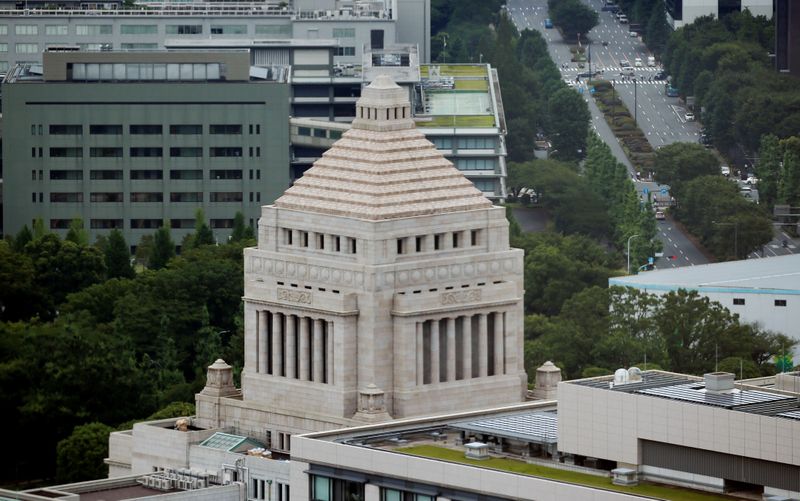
(420, 65, 487, 78)
(455, 80, 490, 91)
(416, 115, 495, 127)
(397, 445, 736, 501)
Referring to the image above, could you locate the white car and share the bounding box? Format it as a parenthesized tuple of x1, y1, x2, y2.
(647, 56, 656, 66)
(721, 165, 730, 176)
(746, 175, 759, 185)
(655, 210, 665, 220)
(634, 57, 642, 67)
(684, 111, 695, 121)
(630, 31, 638, 37)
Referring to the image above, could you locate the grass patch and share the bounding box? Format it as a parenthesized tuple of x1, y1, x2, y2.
(455, 80, 489, 91)
(421, 65, 487, 77)
(417, 115, 495, 127)
(397, 445, 734, 501)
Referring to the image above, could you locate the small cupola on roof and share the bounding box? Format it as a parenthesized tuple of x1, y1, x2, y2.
(275, 74, 492, 221)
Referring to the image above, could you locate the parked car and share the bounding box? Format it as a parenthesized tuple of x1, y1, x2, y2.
(619, 14, 628, 23)
(544, 18, 553, 28)
(720, 165, 730, 176)
(647, 56, 656, 67)
(684, 111, 695, 121)
(746, 175, 759, 185)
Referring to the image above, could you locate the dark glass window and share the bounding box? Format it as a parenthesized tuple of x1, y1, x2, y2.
(91, 219, 124, 229)
(50, 147, 83, 158)
(170, 124, 202, 134)
(130, 169, 163, 180)
(50, 192, 83, 202)
(210, 169, 242, 180)
(50, 170, 83, 180)
(90, 192, 124, 202)
(130, 192, 163, 202)
(170, 147, 203, 157)
(49, 124, 83, 135)
(170, 169, 203, 180)
(210, 147, 242, 157)
(90, 169, 123, 180)
(210, 192, 243, 202)
(210, 124, 242, 134)
(90, 147, 123, 158)
(90, 124, 122, 135)
(130, 124, 163, 135)
(170, 192, 203, 202)
(130, 147, 163, 157)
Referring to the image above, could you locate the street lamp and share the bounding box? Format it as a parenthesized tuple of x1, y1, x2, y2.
(713, 221, 739, 259)
(627, 234, 640, 274)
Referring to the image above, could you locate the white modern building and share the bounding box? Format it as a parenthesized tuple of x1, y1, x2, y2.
(610, 254, 800, 352)
(0, 0, 431, 73)
(665, 0, 773, 28)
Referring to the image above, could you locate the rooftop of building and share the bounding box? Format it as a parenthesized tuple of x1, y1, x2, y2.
(610, 253, 800, 294)
(416, 64, 499, 128)
(568, 369, 800, 420)
(297, 400, 732, 501)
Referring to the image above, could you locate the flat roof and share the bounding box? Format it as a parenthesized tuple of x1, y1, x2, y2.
(570, 371, 800, 420)
(417, 64, 497, 128)
(451, 411, 558, 445)
(610, 253, 800, 294)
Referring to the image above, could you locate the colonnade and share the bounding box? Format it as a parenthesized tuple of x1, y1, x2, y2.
(415, 312, 505, 385)
(255, 311, 333, 384)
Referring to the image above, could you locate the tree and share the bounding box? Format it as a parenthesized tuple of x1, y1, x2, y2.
(778, 137, 800, 207)
(652, 142, 719, 196)
(547, 88, 591, 162)
(644, 0, 671, 55)
(150, 223, 175, 270)
(0, 241, 46, 321)
(105, 229, 135, 279)
(194, 209, 215, 247)
(13, 225, 34, 252)
(755, 134, 782, 209)
(230, 211, 248, 242)
(65, 218, 89, 246)
(547, 0, 599, 41)
(56, 423, 113, 483)
(135, 234, 155, 268)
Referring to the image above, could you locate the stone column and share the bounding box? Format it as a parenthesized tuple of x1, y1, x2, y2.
(258, 311, 268, 374)
(416, 322, 424, 386)
(493, 312, 504, 376)
(285, 315, 296, 379)
(478, 313, 488, 377)
(430, 319, 440, 383)
(326, 320, 334, 384)
(461, 315, 472, 380)
(299, 316, 310, 381)
(271, 313, 283, 377)
(313, 318, 324, 382)
(446, 317, 456, 382)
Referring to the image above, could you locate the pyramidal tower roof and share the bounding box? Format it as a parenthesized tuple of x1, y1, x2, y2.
(274, 74, 493, 220)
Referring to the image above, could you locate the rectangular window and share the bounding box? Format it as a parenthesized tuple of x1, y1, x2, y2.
(0, 61, 8, 73)
(90, 147, 123, 158)
(130, 147, 163, 157)
(210, 219, 234, 229)
(90, 192, 123, 202)
(313, 128, 327, 138)
(0, 44, 7, 53)
(76, 25, 112, 35)
(210, 147, 242, 157)
(457, 136, 495, 149)
(170, 147, 202, 158)
(170, 124, 202, 135)
(16, 43, 39, 54)
(120, 25, 157, 35)
(130, 219, 163, 229)
(170, 192, 203, 202)
(121, 43, 158, 50)
(130, 170, 163, 180)
(90, 124, 122, 135)
(130, 192, 163, 202)
(166, 24, 202, 35)
(298, 127, 312, 136)
(45, 25, 68, 35)
(473, 179, 495, 192)
(130, 124, 162, 135)
(210, 169, 242, 180)
(50, 192, 83, 203)
(210, 124, 242, 135)
(471, 229, 480, 246)
(90, 169, 123, 180)
(311, 476, 331, 501)
(415, 236, 423, 252)
(456, 158, 496, 171)
(15, 25, 38, 35)
(49, 170, 83, 180)
(452, 232, 460, 248)
(49, 124, 82, 135)
(0, 25, 7, 36)
(775, 299, 787, 307)
(211, 24, 247, 35)
(733, 298, 745, 306)
(91, 219, 123, 229)
(210, 192, 243, 202)
(50, 147, 83, 158)
(50, 219, 71, 229)
(170, 169, 203, 180)
(255, 24, 291, 36)
(170, 219, 196, 229)
(334, 46, 356, 56)
(333, 28, 356, 38)
(434, 234, 442, 250)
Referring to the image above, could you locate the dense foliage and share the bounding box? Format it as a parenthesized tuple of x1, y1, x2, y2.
(546, 0, 598, 41)
(0, 215, 252, 485)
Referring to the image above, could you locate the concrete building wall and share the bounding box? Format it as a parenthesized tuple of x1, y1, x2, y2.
(670, 0, 773, 28)
(2, 77, 290, 244)
(557, 380, 800, 469)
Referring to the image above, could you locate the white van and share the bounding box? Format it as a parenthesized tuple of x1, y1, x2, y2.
(647, 56, 656, 67)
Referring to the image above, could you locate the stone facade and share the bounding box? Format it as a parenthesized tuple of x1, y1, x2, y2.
(195, 75, 526, 441)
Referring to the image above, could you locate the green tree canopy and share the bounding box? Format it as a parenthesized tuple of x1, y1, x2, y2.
(105, 229, 135, 279)
(547, 0, 599, 41)
(56, 423, 114, 483)
(150, 223, 176, 270)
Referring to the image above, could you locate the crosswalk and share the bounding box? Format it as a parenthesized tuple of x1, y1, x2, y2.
(561, 66, 663, 73)
(564, 78, 667, 86)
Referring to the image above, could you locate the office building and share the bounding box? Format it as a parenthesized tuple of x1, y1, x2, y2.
(2, 49, 291, 245)
(665, 0, 773, 28)
(776, 0, 800, 77)
(0, 0, 431, 74)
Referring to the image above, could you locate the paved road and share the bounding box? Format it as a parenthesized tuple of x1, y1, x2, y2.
(506, 0, 709, 268)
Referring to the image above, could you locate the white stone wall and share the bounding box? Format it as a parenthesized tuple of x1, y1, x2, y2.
(129, 420, 220, 474)
(557, 379, 800, 468)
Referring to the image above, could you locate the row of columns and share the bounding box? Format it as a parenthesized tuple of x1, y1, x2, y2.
(255, 311, 333, 384)
(415, 312, 505, 385)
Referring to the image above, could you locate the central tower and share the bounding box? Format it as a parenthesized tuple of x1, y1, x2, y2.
(226, 75, 526, 432)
